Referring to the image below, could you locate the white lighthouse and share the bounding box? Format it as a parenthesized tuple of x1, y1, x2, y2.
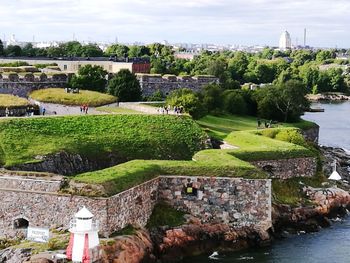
(66, 207, 100, 263)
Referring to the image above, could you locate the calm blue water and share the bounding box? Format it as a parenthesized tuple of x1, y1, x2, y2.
(303, 102, 350, 151)
(183, 102, 350, 263)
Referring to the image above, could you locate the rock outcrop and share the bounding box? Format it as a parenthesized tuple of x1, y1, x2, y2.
(9, 151, 127, 176)
(149, 216, 271, 262)
(273, 186, 350, 234)
(100, 229, 154, 263)
(0, 248, 32, 263)
(321, 146, 350, 182)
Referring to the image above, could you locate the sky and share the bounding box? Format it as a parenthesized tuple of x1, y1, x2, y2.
(0, 0, 349, 48)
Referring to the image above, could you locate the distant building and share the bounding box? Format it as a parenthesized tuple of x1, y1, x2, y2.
(0, 57, 150, 74)
(279, 31, 292, 50)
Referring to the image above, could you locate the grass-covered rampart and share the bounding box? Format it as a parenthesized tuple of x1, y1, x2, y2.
(30, 88, 117, 107)
(74, 149, 265, 196)
(0, 114, 208, 167)
(0, 94, 31, 108)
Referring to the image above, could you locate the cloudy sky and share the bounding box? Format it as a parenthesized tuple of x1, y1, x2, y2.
(0, 0, 349, 47)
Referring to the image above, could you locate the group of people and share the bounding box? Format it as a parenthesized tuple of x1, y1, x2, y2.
(257, 118, 273, 129)
(80, 104, 89, 114)
(157, 105, 184, 115)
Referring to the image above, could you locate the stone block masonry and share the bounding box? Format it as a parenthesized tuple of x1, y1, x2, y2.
(250, 157, 317, 179)
(159, 176, 272, 230)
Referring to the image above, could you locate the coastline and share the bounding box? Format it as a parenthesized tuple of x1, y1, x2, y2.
(307, 93, 350, 102)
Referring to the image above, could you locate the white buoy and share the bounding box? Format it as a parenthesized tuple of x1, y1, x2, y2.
(66, 207, 100, 263)
(328, 161, 341, 181)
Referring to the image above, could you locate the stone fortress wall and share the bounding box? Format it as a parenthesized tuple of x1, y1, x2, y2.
(0, 154, 317, 238)
(0, 175, 271, 238)
(0, 73, 67, 97)
(0, 73, 219, 98)
(137, 74, 220, 97)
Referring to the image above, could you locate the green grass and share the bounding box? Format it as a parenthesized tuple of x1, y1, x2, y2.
(0, 94, 31, 108)
(74, 149, 265, 196)
(197, 114, 318, 140)
(95, 106, 142, 114)
(272, 172, 327, 206)
(146, 202, 186, 228)
(225, 129, 314, 161)
(30, 88, 117, 107)
(0, 114, 208, 167)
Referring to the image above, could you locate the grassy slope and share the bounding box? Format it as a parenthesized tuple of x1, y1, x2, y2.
(0, 115, 207, 167)
(30, 88, 117, 107)
(73, 114, 316, 196)
(226, 130, 314, 161)
(0, 94, 31, 108)
(197, 114, 317, 140)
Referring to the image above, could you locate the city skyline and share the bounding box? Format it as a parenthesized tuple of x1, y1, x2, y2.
(0, 0, 350, 48)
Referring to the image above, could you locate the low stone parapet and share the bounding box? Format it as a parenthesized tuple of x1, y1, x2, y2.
(250, 157, 317, 179)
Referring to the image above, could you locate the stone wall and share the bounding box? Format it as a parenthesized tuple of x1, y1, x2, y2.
(0, 189, 108, 238)
(106, 178, 159, 234)
(301, 126, 320, 143)
(250, 157, 317, 179)
(0, 175, 272, 238)
(159, 176, 272, 230)
(0, 176, 159, 238)
(0, 82, 66, 97)
(137, 75, 219, 97)
(0, 175, 63, 192)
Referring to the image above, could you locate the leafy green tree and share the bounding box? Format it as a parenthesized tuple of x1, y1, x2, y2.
(128, 45, 150, 58)
(69, 65, 107, 92)
(80, 44, 103, 57)
(5, 45, 22, 56)
(62, 41, 82, 57)
(46, 46, 65, 57)
(228, 51, 249, 81)
(107, 69, 141, 101)
(316, 50, 336, 63)
(201, 84, 223, 112)
(255, 80, 309, 122)
(166, 88, 206, 119)
(222, 89, 247, 115)
(105, 44, 129, 58)
(0, 39, 4, 56)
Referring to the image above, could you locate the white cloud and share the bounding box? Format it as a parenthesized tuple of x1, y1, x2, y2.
(0, 0, 349, 47)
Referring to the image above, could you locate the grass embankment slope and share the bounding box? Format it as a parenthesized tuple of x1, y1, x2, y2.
(0, 115, 207, 167)
(75, 114, 316, 196)
(0, 94, 31, 108)
(197, 114, 318, 140)
(30, 88, 117, 107)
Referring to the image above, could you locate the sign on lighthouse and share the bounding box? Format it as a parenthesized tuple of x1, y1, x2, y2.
(66, 207, 100, 263)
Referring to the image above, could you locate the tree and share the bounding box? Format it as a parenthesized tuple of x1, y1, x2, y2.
(69, 65, 107, 92)
(222, 90, 247, 115)
(255, 80, 309, 122)
(0, 39, 4, 56)
(80, 44, 103, 57)
(107, 69, 141, 101)
(5, 45, 22, 56)
(228, 51, 249, 81)
(105, 44, 129, 58)
(166, 88, 206, 119)
(316, 50, 336, 63)
(128, 45, 150, 58)
(201, 84, 223, 112)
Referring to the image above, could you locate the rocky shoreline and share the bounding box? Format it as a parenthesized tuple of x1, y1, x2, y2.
(307, 93, 350, 102)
